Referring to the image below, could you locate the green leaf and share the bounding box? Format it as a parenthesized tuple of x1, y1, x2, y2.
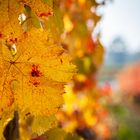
(109, 104, 128, 119)
(22, 5, 41, 31)
(31, 12, 42, 28)
(117, 124, 140, 140)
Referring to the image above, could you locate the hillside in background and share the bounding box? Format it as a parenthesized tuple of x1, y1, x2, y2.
(98, 37, 140, 86)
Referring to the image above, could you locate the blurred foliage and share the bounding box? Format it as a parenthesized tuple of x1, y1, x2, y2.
(56, 0, 113, 140)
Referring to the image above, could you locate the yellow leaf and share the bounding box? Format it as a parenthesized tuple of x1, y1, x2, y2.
(0, 28, 76, 118)
(0, 1, 76, 138)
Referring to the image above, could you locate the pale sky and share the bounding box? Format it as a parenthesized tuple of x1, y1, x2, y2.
(100, 0, 140, 52)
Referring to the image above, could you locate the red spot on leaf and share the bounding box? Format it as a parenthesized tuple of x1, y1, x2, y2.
(29, 64, 42, 87)
(38, 11, 53, 18)
(31, 64, 42, 77)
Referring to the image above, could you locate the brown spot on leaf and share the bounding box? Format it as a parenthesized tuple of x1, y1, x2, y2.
(31, 64, 42, 77)
(29, 64, 42, 87)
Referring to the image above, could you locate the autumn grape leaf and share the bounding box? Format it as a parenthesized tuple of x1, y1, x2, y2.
(0, 0, 76, 138)
(0, 28, 76, 117)
(0, 28, 76, 138)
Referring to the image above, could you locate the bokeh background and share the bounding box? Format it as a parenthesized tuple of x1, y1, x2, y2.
(57, 0, 140, 140)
